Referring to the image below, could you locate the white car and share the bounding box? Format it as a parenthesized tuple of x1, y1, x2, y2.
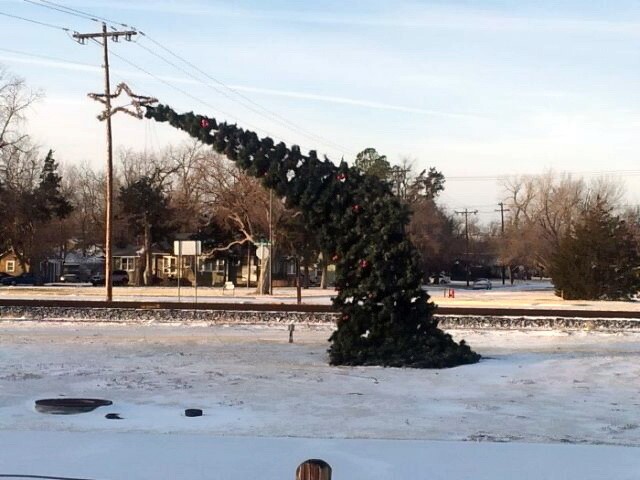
(429, 273, 451, 285)
(472, 278, 492, 290)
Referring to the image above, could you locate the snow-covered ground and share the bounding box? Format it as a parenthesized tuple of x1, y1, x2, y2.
(1, 321, 640, 478)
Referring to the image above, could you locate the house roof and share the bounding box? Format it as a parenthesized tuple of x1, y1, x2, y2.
(0, 250, 18, 261)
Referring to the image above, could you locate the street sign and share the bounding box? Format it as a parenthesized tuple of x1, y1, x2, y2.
(174, 240, 201, 256)
(256, 243, 270, 260)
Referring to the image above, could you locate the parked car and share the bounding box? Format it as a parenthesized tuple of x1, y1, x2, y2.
(472, 278, 492, 290)
(0, 272, 13, 282)
(0, 272, 40, 286)
(429, 273, 451, 285)
(91, 270, 129, 286)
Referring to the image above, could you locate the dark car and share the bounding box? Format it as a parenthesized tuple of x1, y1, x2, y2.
(91, 270, 129, 286)
(1, 272, 40, 286)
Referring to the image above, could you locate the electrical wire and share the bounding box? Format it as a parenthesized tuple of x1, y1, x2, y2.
(135, 40, 347, 154)
(447, 169, 640, 182)
(104, 42, 293, 146)
(23, 0, 95, 22)
(0, 10, 70, 31)
(0, 475, 97, 480)
(23, 0, 354, 156)
(0, 47, 96, 70)
(38, 0, 130, 27)
(136, 33, 355, 156)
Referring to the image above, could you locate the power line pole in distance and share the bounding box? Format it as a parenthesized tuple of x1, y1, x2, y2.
(72, 24, 155, 301)
(495, 202, 511, 285)
(455, 209, 478, 287)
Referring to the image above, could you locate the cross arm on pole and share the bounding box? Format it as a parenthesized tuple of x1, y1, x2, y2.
(72, 30, 137, 43)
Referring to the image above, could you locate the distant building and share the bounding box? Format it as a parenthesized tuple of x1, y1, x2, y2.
(0, 251, 26, 276)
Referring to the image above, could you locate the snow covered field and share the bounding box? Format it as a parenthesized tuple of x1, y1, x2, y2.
(1, 321, 640, 478)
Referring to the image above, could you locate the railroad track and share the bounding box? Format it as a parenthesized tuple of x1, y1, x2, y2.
(0, 298, 638, 319)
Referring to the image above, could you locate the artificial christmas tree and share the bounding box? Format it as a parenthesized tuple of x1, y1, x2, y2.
(145, 104, 480, 368)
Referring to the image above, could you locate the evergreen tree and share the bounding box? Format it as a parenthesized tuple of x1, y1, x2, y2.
(119, 176, 172, 285)
(145, 104, 480, 368)
(0, 149, 72, 274)
(35, 150, 73, 220)
(550, 201, 640, 300)
(354, 148, 391, 180)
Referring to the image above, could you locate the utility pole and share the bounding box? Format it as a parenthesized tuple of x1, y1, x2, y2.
(495, 202, 510, 285)
(455, 209, 478, 287)
(268, 189, 274, 295)
(73, 25, 155, 301)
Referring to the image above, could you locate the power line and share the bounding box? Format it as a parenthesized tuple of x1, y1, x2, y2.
(23, 0, 354, 156)
(447, 169, 640, 182)
(135, 39, 352, 155)
(0, 46, 96, 69)
(23, 0, 95, 22)
(105, 43, 289, 145)
(0, 10, 70, 31)
(136, 33, 355, 156)
(38, 0, 130, 27)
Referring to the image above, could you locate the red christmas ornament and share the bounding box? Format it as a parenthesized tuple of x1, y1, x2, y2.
(352, 204, 361, 213)
(332, 254, 339, 262)
(359, 259, 369, 269)
(200, 118, 210, 128)
(342, 314, 350, 321)
(336, 173, 347, 182)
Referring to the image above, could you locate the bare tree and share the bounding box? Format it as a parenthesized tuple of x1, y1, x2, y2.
(62, 162, 106, 253)
(166, 140, 209, 232)
(0, 67, 40, 152)
(500, 171, 625, 276)
(191, 150, 304, 293)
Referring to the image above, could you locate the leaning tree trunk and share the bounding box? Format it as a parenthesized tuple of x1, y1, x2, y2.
(143, 222, 152, 286)
(303, 261, 310, 289)
(256, 255, 271, 295)
(320, 254, 328, 289)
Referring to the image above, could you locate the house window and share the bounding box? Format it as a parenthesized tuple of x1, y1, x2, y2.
(163, 256, 177, 274)
(198, 259, 212, 272)
(120, 257, 136, 272)
(214, 259, 225, 273)
(6, 260, 15, 273)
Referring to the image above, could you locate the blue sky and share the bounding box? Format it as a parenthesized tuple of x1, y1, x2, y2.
(1, 0, 639, 219)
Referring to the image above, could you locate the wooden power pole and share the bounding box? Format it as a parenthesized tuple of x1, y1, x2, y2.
(495, 202, 511, 285)
(72, 24, 155, 301)
(455, 208, 478, 287)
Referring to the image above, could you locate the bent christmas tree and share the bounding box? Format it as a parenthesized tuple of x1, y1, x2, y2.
(145, 104, 480, 368)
